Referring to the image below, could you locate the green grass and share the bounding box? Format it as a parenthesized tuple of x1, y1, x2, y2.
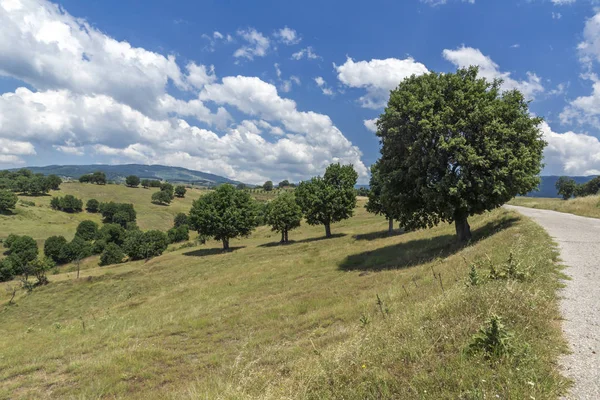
(0, 199, 569, 399)
(509, 195, 600, 219)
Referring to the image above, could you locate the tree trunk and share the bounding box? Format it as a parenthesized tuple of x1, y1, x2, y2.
(388, 218, 394, 235)
(280, 231, 285, 243)
(284, 230, 289, 243)
(222, 238, 230, 250)
(454, 212, 472, 242)
(325, 223, 332, 238)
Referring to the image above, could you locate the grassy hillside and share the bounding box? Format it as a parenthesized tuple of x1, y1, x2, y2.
(509, 195, 600, 219)
(0, 200, 568, 399)
(0, 182, 208, 245)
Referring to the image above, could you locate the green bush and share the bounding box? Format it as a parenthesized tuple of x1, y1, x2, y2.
(175, 185, 186, 198)
(4, 235, 38, 271)
(123, 230, 169, 260)
(160, 183, 174, 198)
(167, 225, 189, 243)
(151, 190, 172, 205)
(99, 243, 125, 266)
(99, 202, 136, 226)
(0, 189, 18, 213)
(59, 236, 93, 263)
(98, 223, 126, 246)
(92, 239, 107, 255)
(174, 213, 188, 228)
(86, 198, 100, 213)
(50, 195, 83, 213)
(0, 257, 16, 282)
(125, 175, 140, 188)
(44, 235, 68, 263)
(76, 220, 99, 241)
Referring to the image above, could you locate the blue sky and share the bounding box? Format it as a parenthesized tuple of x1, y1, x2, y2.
(1, 0, 600, 183)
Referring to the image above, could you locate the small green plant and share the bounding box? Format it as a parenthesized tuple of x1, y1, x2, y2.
(488, 252, 527, 281)
(467, 264, 481, 286)
(468, 315, 513, 358)
(359, 314, 370, 328)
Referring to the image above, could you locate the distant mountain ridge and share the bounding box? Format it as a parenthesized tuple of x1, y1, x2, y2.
(526, 175, 597, 198)
(18, 164, 241, 186)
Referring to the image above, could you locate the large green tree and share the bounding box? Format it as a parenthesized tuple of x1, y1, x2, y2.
(0, 190, 18, 213)
(295, 163, 358, 238)
(265, 191, 302, 243)
(188, 184, 258, 249)
(376, 67, 545, 242)
(125, 175, 140, 187)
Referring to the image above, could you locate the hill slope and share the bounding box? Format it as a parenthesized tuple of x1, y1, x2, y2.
(21, 164, 240, 186)
(0, 200, 568, 399)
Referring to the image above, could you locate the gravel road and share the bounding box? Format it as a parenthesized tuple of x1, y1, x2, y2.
(505, 205, 600, 399)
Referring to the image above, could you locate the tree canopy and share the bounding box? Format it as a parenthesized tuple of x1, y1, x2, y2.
(265, 191, 302, 243)
(125, 175, 140, 187)
(263, 181, 274, 191)
(375, 67, 545, 241)
(0, 190, 18, 213)
(295, 163, 358, 237)
(365, 162, 396, 233)
(175, 185, 187, 198)
(555, 176, 577, 200)
(188, 184, 258, 249)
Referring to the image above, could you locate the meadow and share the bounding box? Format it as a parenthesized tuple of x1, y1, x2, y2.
(0, 183, 569, 399)
(509, 195, 600, 219)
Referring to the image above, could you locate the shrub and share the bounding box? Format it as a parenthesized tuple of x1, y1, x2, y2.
(0, 189, 18, 213)
(59, 236, 93, 263)
(86, 199, 100, 213)
(99, 243, 125, 266)
(92, 239, 107, 255)
(99, 202, 136, 226)
(44, 235, 68, 263)
(0, 257, 16, 282)
(76, 220, 99, 241)
(175, 185, 186, 198)
(98, 223, 126, 246)
(125, 175, 140, 187)
(167, 225, 189, 243)
(174, 213, 188, 228)
(5, 235, 38, 271)
(151, 190, 172, 205)
(468, 315, 513, 358)
(123, 230, 169, 260)
(25, 257, 55, 286)
(50, 195, 83, 213)
(46, 174, 62, 190)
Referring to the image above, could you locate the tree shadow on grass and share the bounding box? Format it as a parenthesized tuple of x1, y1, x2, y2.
(353, 229, 407, 241)
(0, 210, 16, 216)
(339, 216, 519, 272)
(258, 233, 347, 248)
(182, 247, 245, 257)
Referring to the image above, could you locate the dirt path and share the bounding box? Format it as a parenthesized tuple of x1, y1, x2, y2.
(505, 205, 600, 399)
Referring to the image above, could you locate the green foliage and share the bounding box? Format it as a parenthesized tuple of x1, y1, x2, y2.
(175, 185, 186, 198)
(123, 230, 169, 260)
(98, 223, 126, 246)
(24, 257, 55, 286)
(148, 180, 162, 188)
(489, 252, 527, 282)
(125, 175, 141, 187)
(86, 198, 100, 213)
(575, 176, 600, 197)
(46, 174, 62, 190)
(376, 67, 545, 241)
(59, 236, 93, 263)
(467, 264, 481, 287)
(4, 235, 38, 271)
(365, 162, 394, 221)
(469, 315, 513, 358)
(151, 190, 172, 205)
(79, 171, 107, 185)
(189, 184, 258, 249)
(160, 182, 175, 198)
(265, 191, 302, 243)
(295, 163, 358, 237)
(0, 189, 18, 213)
(555, 176, 577, 200)
(99, 202, 136, 226)
(44, 235, 68, 264)
(355, 187, 370, 196)
(75, 220, 99, 241)
(92, 239, 107, 255)
(173, 213, 188, 228)
(99, 243, 125, 266)
(50, 195, 83, 213)
(0, 257, 16, 282)
(263, 181, 274, 191)
(278, 180, 290, 188)
(141, 179, 150, 188)
(236, 183, 247, 190)
(167, 224, 190, 243)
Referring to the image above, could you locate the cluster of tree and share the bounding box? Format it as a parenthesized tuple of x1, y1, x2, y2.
(99, 202, 137, 228)
(355, 187, 370, 197)
(79, 171, 107, 185)
(50, 195, 84, 213)
(555, 176, 600, 200)
(141, 179, 162, 188)
(366, 67, 545, 242)
(167, 213, 190, 243)
(151, 182, 186, 205)
(0, 169, 62, 195)
(188, 163, 357, 249)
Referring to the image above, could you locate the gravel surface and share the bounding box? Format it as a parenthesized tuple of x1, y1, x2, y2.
(505, 205, 600, 399)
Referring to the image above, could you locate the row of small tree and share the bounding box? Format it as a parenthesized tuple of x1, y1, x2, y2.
(555, 176, 600, 200)
(187, 163, 358, 249)
(0, 169, 62, 196)
(79, 171, 107, 185)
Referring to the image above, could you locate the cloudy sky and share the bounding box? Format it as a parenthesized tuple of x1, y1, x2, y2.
(1, 0, 600, 183)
